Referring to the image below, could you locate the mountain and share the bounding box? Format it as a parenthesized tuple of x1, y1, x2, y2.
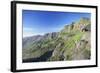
(23, 35, 42, 49)
(22, 17, 91, 62)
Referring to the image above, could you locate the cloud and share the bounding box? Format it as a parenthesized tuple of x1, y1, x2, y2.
(23, 32, 34, 38)
(23, 27, 34, 37)
(23, 27, 45, 37)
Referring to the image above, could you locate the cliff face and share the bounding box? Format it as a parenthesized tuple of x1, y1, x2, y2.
(22, 18, 91, 62)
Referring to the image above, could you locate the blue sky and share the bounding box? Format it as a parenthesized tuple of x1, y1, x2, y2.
(22, 10, 91, 37)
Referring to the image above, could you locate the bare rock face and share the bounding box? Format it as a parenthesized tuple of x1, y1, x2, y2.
(52, 42, 64, 57)
(71, 30, 91, 60)
(73, 18, 90, 31)
(43, 32, 58, 39)
(82, 24, 91, 32)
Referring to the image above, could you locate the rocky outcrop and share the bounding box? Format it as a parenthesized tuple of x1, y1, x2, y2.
(43, 32, 58, 39)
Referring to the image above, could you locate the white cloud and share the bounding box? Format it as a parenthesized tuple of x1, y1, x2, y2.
(23, 32, 34, 38)
(23, 27, 44, 37)
(23, 27, 34, 37)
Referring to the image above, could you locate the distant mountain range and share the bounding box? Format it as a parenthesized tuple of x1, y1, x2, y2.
(22, 17, 91, 63)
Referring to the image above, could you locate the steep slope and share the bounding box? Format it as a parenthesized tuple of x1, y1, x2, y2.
(22, 32, 58, 60)
(23, 35, 42, 49)
(22, 17, 91, 62)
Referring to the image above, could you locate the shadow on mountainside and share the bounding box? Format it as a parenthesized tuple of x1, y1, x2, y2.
(23, 50, 53, 63)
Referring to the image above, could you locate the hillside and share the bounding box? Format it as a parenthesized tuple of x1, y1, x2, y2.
(22, 17, 91, 63)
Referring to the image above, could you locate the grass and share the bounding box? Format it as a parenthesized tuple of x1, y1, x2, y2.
(61, 31, 83, 50)
(60, 31, 84, 60)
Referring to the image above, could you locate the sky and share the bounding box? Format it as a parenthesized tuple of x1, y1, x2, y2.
(22, 10, 91, 37)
